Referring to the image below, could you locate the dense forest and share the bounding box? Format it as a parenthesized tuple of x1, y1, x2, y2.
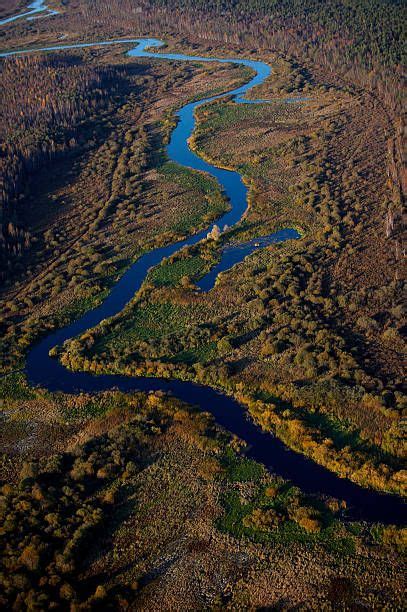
(68, 0, 405, 105)
(151, 0, 405, 67)
(0, 55, 127, 280)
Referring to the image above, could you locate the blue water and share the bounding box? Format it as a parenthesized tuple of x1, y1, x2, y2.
(0, 37, 405, 524)
(0, 0, 57, 25)
(197, 229, 300, 292)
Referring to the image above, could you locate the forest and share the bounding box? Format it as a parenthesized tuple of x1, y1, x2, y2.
(0, 54, 129, 279)
(61, 0, 405, 109)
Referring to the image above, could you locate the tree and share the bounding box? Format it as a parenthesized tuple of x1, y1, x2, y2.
(207, 224, 221, 240)
(217, 336, 232, 355)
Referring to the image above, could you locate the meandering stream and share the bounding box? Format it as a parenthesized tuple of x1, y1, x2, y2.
(0, 0, 57, 25)
(0, 35, 405, 524)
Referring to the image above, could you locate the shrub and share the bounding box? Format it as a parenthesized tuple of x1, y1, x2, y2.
(20, 545, 41, 571)
(264, 485, 279, 498)
(243, 508, 284, 531)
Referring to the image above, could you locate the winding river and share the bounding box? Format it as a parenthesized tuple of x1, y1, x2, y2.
(0, 35, 405, 524)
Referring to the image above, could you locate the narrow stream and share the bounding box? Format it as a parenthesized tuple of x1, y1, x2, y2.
(197, 229, 300, 292)
(0, 37, 405, 524)
(0, 0, 57, 25)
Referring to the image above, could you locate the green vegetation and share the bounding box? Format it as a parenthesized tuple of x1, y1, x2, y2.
(96, 302, 187, 349)
(222, 448, 265, 482)
(0, 373, 35, 403)
(149, 254, 205, 287)
(157, 161, 229, 235)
